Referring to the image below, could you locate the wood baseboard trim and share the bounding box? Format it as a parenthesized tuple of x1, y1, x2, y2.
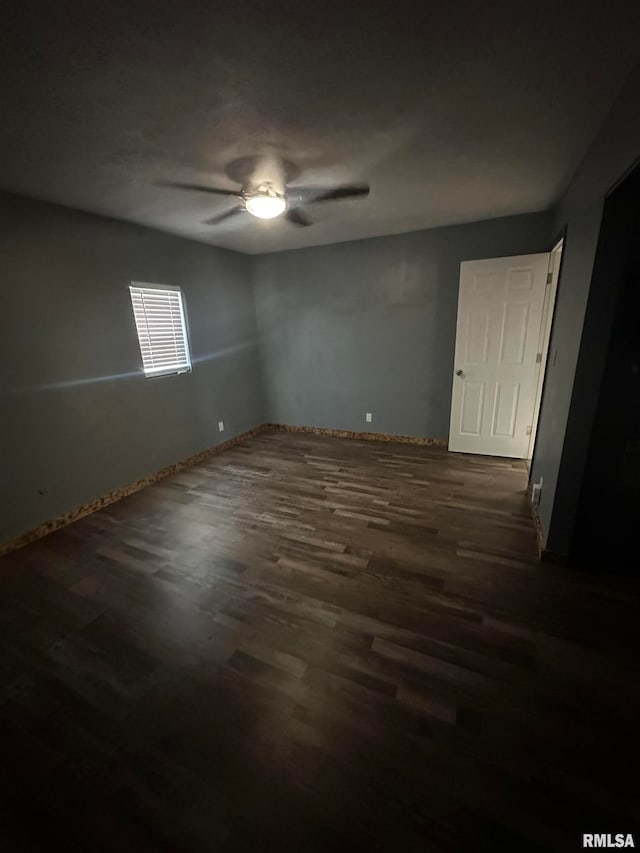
(525, 484, 566, 564)
(532, 508, 545, 560)
(1, 422, 447, 557)
(0, 423, 268, 557)
(526, 483, 545, 559)
(265, 423, 448, 448)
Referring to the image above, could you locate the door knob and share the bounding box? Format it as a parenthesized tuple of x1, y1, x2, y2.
(456, 369, 464, 377)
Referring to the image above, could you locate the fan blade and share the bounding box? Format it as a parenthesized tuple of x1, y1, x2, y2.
(202, 206, 245, 225)
(285, 208, 312, 227)
(291, 184, 370, 205)
(157, 180, 242, 198)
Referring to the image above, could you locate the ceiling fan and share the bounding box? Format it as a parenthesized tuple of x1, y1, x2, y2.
(157, 178, 370, 227)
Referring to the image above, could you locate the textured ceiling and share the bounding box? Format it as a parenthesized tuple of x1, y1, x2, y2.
(1, 0, 639, 254)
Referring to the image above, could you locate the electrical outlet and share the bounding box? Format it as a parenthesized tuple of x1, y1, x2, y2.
(365, 412, 372, 423)
(218, 421, 224, 432)
(531, 477, 543, 505)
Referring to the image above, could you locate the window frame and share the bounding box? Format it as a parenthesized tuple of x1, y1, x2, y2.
(129, 282, 193, 379)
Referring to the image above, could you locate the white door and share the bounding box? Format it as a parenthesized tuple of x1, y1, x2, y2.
(448, 253, 550, 458)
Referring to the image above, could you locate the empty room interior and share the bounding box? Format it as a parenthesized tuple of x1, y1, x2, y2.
(1, 1, 639, 850)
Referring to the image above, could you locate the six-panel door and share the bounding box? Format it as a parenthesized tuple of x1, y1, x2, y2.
(448, 253, 550, 458)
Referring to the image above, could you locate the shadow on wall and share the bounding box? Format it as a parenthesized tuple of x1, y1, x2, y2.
(530, 58, 640, 561)
(567, 158, 640, 572)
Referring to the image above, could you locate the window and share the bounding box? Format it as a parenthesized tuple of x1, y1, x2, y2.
(129, 283, 192, 378)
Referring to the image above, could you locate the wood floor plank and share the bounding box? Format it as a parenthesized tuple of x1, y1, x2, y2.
(1, 429, 639, 851)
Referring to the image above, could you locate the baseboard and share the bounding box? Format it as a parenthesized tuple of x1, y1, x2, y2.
(0, 423, 268, 558)
(525, 482, 545, 559)
(266, 423, 448, 448)
(525, 481, 566, 564)
(1, 421, 448, 558)
(531, 507, 545, 560)
(524, 476, 571, 564)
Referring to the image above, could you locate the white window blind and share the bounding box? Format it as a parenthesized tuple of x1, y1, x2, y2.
(129, 283, 192, 378)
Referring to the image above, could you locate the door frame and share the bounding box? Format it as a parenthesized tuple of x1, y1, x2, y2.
(528, 229, 567, 476)
(526, 237, 564, 465)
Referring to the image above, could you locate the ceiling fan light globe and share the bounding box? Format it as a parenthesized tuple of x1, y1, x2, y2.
(245, 193, 286, 219)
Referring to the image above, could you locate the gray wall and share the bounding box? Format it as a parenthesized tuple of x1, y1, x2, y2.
(531, 59, 640, 556)
(0, 193, 264, 542)
(252, 212, 552, 437)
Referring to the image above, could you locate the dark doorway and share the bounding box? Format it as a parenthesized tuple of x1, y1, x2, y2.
(570, 161, 640, 572)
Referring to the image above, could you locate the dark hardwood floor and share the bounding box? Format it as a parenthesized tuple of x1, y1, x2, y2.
(0, 431, 638, 852)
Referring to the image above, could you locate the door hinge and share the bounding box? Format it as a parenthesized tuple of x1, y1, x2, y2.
(546, 272, 553, 285)
(536, 352, 543, 363)
(526, 425, 532, 435)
